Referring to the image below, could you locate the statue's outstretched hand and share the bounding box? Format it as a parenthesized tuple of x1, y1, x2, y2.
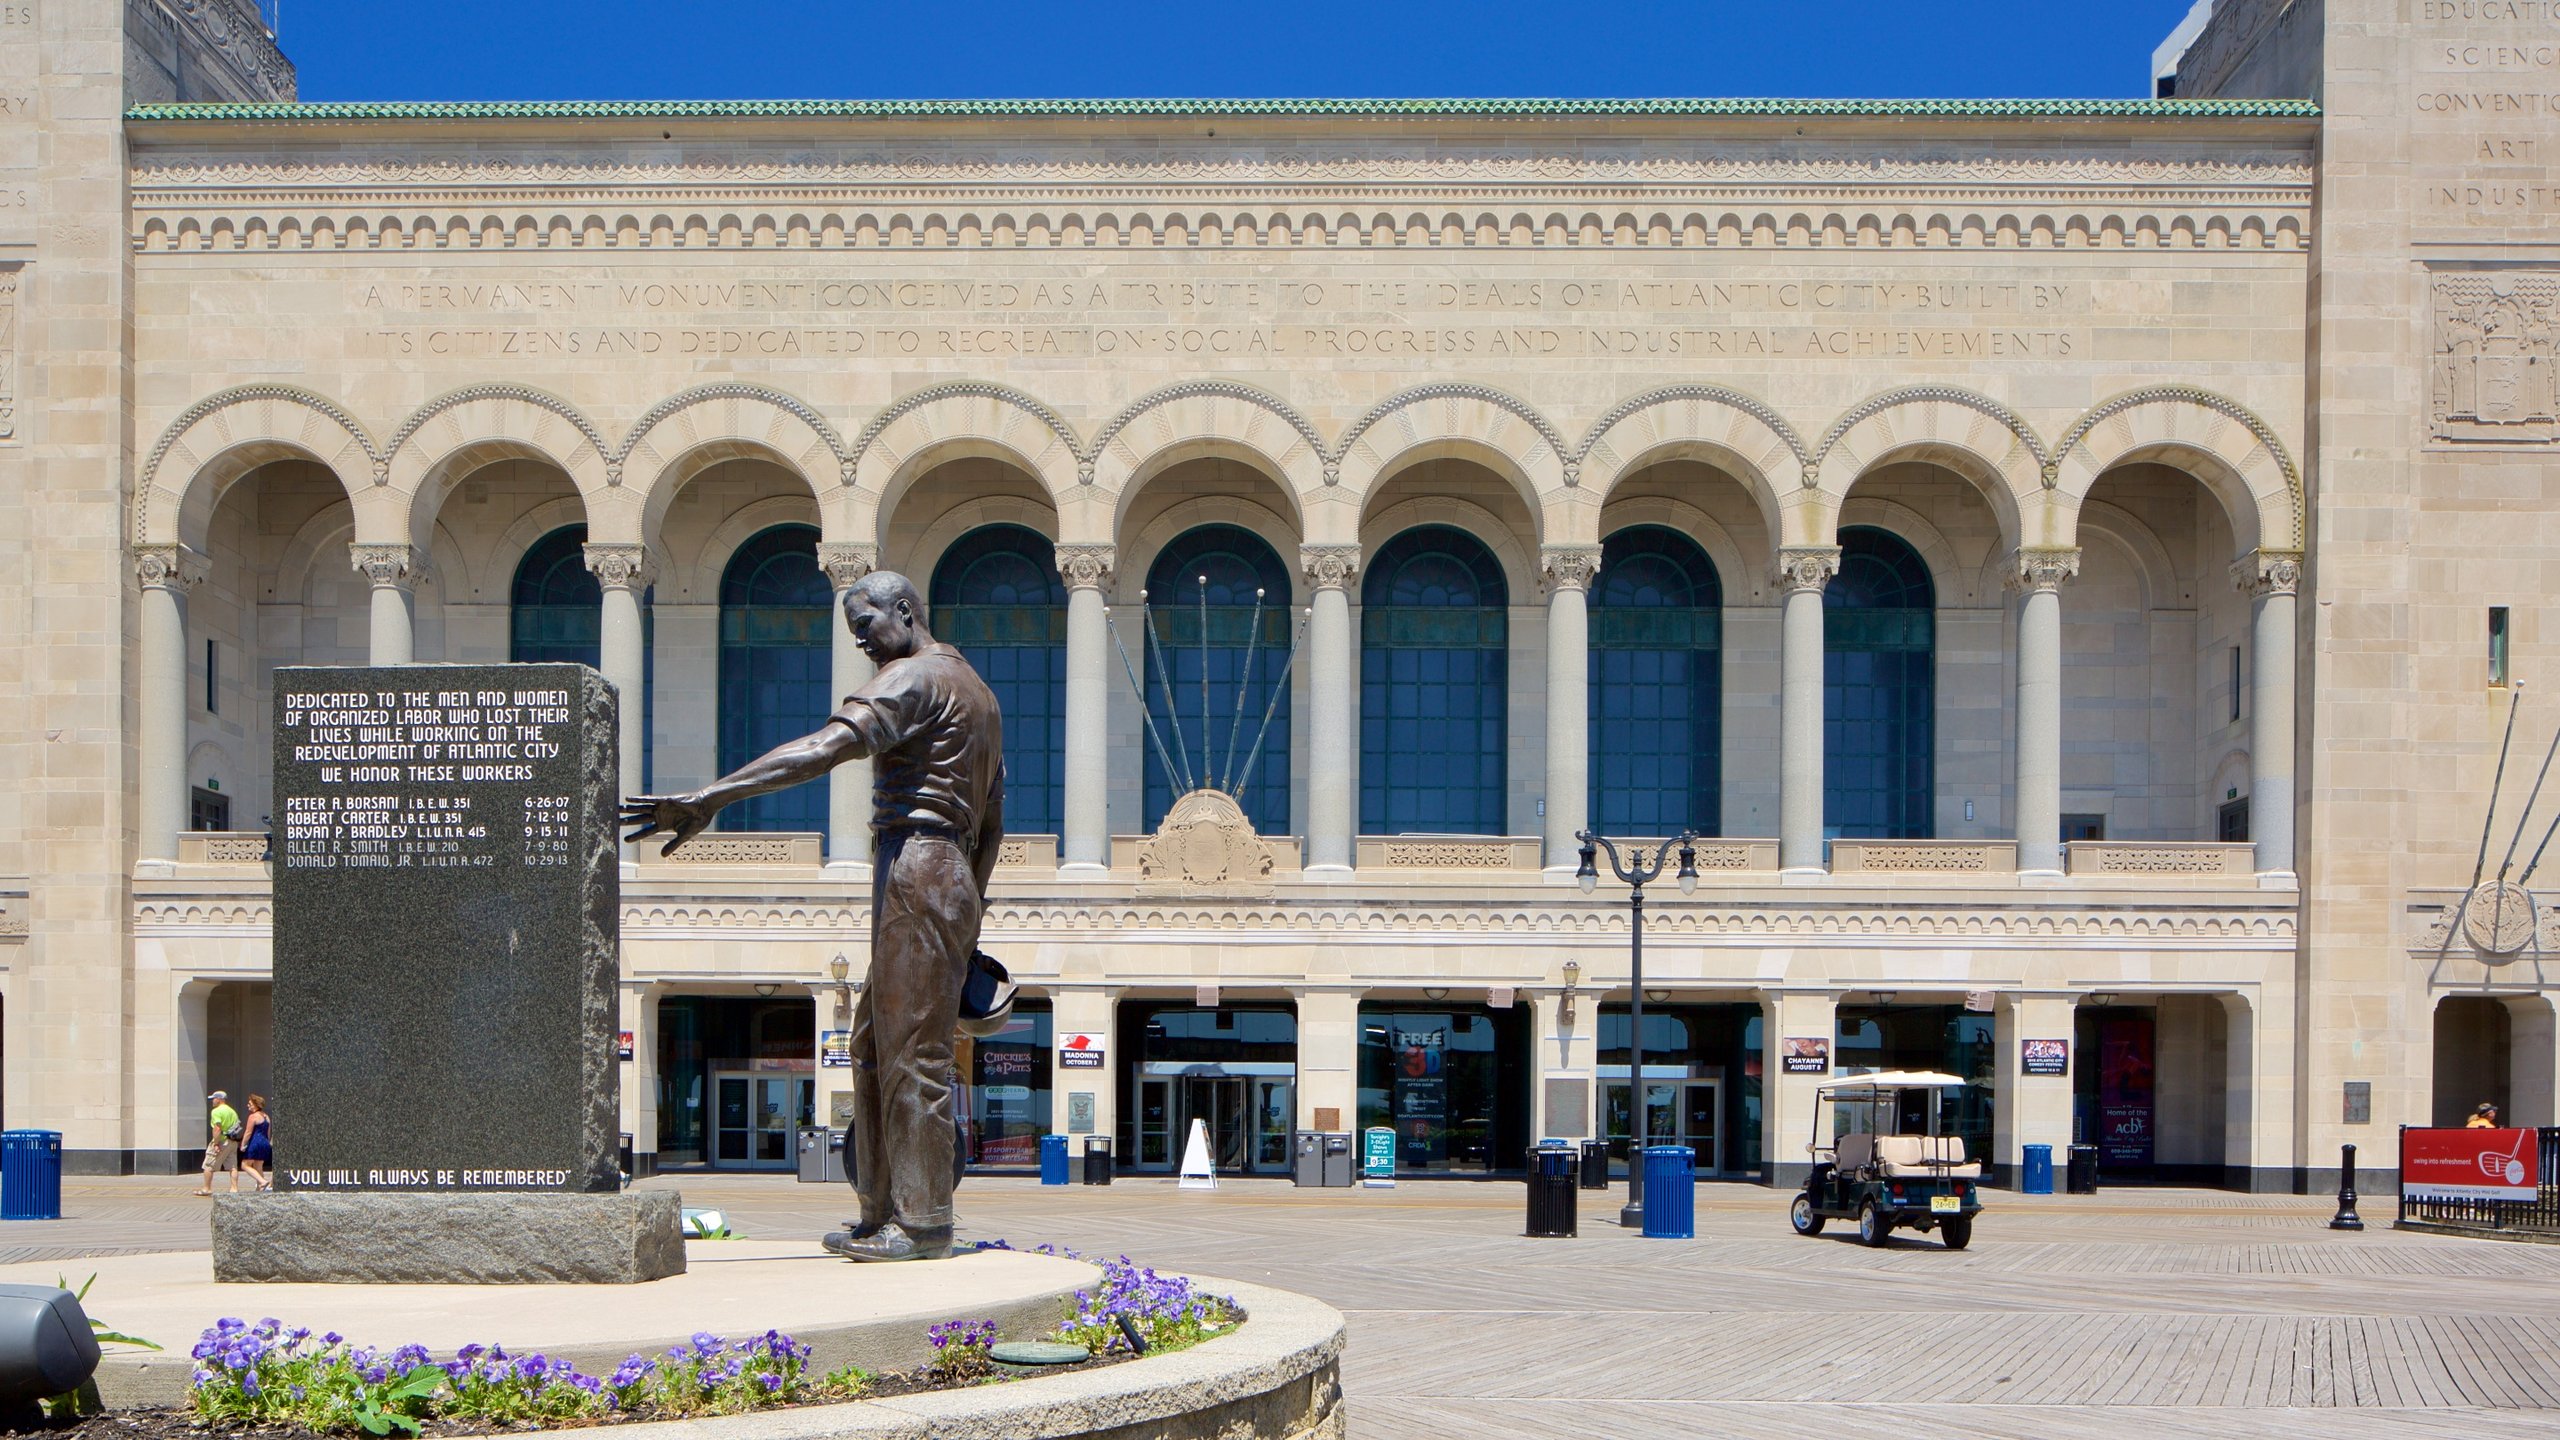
(621, 793, 717, 856)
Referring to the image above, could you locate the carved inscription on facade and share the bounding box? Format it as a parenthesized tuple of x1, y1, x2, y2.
(2431, 271, 2560, 443)
(0, 267, 18, 442)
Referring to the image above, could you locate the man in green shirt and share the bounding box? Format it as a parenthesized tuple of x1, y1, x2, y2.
(195, 1090, 240, 1196)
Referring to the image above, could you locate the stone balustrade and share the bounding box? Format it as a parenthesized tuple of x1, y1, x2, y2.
(0, 878, 24, 942)
(1829, 839, 2021, 874)
(1353, 836, 1544, 872)
(2066, 841, 2258, 877)
(177, 831, 270, 865)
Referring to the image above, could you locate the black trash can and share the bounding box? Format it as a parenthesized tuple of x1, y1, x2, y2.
(1081, 1136, 1114, 1186)
(2065, 1143, 2100, 1195)
(1579, 1139, 1610, 1190)
(1525, 1144, 1578, 1237)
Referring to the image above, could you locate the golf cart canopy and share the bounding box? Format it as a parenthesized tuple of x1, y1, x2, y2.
(1817, 1070, 1968, 1095)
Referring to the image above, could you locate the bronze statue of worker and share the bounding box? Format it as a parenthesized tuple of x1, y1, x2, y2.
(622, 571, 1002, 1262)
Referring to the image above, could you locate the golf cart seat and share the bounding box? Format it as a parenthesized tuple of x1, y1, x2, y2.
(1875, 1134, 1981, 1178)
(1834, 1133, 1876, 1174)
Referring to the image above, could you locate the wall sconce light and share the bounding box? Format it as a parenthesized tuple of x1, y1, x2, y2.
(753, 982, 779, 999)
(1644, 988, 1670, 1004)
(1423, 987, 1450, 1002)
(1560, 962, 1581, 1024)
(2088, 992, 2118, 1008)
(1871, 990, 1897, 1005)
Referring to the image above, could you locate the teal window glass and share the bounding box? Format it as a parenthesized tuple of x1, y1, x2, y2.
(717, 524, 831, 833)
(1588, 525, 1722, 835)
(930, 524, 1066, 837)
(1361, 525, 1508, 835)
(512, 523, 649, 787)
(1143, 524, 1293, 835)
(1824, 525, 1934, 839)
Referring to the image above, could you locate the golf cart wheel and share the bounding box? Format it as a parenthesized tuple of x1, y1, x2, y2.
(1858, 1200, 1891, 1248)
(1790, 1193, 1825, 1236)
(1939, 1216, 1973, 1250)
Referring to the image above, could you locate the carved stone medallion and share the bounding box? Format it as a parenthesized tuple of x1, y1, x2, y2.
(1137, 789, 1275, 898)
(2463, 880, 2539, 961)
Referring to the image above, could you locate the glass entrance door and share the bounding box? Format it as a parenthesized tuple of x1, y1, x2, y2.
(711, 1071, 811, 1169)
(1604, 1079, 1720, 1176)
(1179, 1076, 1246, 1172)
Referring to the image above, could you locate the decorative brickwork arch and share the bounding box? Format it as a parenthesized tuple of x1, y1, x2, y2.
(621, 383, 847, 545)
(2051, 386, 2303, 557)
(135, 385, 380, 550)
(384, 386, 619, 547)
(1087, 382, 1327, 511)
(1812, 386, 2042, 554)
(1331, 385, 1570, 533)
(844, 381, 1082, 523)
(1575, 384, 1809, 549)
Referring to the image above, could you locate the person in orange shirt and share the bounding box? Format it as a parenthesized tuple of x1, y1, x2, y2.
(2468, 1102, 2501, 1129)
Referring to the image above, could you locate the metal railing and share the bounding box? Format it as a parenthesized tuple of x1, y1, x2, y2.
(2396, 1126, 2560, 1231)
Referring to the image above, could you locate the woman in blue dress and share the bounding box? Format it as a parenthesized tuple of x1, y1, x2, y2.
(238, 1093, 273, 1192)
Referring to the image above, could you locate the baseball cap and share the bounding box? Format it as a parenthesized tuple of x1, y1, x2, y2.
(207, 1090, 227, 1100)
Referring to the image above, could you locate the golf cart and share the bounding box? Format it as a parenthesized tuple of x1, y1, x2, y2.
(1789, 1070, 1983, 1249)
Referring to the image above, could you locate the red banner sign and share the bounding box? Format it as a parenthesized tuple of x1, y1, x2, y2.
(2403, 1126, 2541, 1202)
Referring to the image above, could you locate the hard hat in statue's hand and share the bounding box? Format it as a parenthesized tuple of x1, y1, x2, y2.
(957, 950, 1018, 1039)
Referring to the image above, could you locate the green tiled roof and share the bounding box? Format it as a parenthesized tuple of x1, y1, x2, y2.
(126, 96, 2319, 123)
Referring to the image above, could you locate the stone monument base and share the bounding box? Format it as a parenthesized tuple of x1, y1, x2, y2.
(212, 1191, 686, 1284)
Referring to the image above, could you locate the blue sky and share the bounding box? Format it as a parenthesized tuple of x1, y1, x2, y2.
(279, 1, 2200, 103)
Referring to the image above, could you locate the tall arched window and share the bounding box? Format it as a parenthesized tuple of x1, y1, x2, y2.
(1143, 524, 1293, 835)
(717, 524, 831, 833)
(512, 523, 650, 785)
(1825, 525, 1934, 838)
(1588, 525, 1722, 835)
(1361, 525, 1508, 835)
(930, 524, 1067, 837)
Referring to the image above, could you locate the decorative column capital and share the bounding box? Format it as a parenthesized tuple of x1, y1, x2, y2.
(581, 542, 657, 593)
(2233, 549, 2302, 599)
(349, 543, 421, 591)
(1054, 544, 1116, 592)
(133, 543, 206, 592)
(1540, 545, 1603, 595)
(1772, 546, 1842, 594)
(815, 541, 878, 591)
(2006, 546, 2082, 595)
(1300, 544, 1361, 593)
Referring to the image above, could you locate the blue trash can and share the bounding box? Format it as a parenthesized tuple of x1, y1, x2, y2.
(1038, 1133, 1070, 1187)
(1639, 1145, 1694, 1239)
(2022, 1143, 2055, 1195)
(0, 1130, 62, 1220)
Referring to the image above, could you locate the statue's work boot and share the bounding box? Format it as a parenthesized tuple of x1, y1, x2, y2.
(826, 1221, 955, 1262)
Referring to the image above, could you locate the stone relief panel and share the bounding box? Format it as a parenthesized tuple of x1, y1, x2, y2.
(2431, 271, 2560, 446)
(0, 265, 16, 444)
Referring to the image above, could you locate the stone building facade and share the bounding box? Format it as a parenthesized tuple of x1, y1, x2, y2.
(0, 0, 2543, 1190)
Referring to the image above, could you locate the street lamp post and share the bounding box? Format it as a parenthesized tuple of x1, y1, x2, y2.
(1576, 828, 1699, 1229)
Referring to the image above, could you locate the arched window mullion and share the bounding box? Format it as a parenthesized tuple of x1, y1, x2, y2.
(931, 524, 1067, 837)
(1143, 524, 1293, 835)
(1588, 525, 1722, 837)
(1823, 525, 1935, 840)
(717, 524, 830, 834)
(1360, 525, 1509, 836)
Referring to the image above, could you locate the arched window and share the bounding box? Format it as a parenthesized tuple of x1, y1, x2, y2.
(1588, 525, 1722, 835)
(510, 525, 600, 665)
(1361, 525, 1508, 834)
(1143, 524, 1293, 835)
(717, 524, 832, 833)
(512, 524, 650, 785)
(930, 524, 1067, 837)
(1825, 525, 1934, 839)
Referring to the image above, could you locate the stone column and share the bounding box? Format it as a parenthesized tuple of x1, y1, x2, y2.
(618, 981, 660, 1176)
(583, 544, 654, 824)
(818, 543, 877, 872)
(1759, 988, 1840, 1187)
(1541, 546, 1601, 869)
(1994, 993, 2079, 1183)
(1293, 986, 1366, 1134)
(2237, 552, 2300, 876)
(1774, 549, 1841, 875)
(2506, 994, 2560, 1131)
(2011, 549, 2080, 877)
(1530, 979, 1599, 1141)
(1302, 546, 1360, 874)
(135, 545, 203, 864)
(1055, 546, 1115, 875)
(351, 544, 419, 666)
(1047, 987, 1120, 1150)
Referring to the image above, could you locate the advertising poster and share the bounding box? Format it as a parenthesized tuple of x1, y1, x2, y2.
(2403, 1127, 2541, 1202)
(2097, 1015, 2155, 1170)
(2021, 1038, 2069, 1077)
(1393, 1026, 1447, 1165)
(1782, 1036, 1831, 1075)
(819, 1030, 852, 1067)
(615, 1030, 634, 1062)
(1058, 1032, 1105, 1069)
(1361, 1126, 1397, 1185)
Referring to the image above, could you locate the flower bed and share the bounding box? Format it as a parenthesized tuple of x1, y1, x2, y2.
(20, 1250, 1247, 1439)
